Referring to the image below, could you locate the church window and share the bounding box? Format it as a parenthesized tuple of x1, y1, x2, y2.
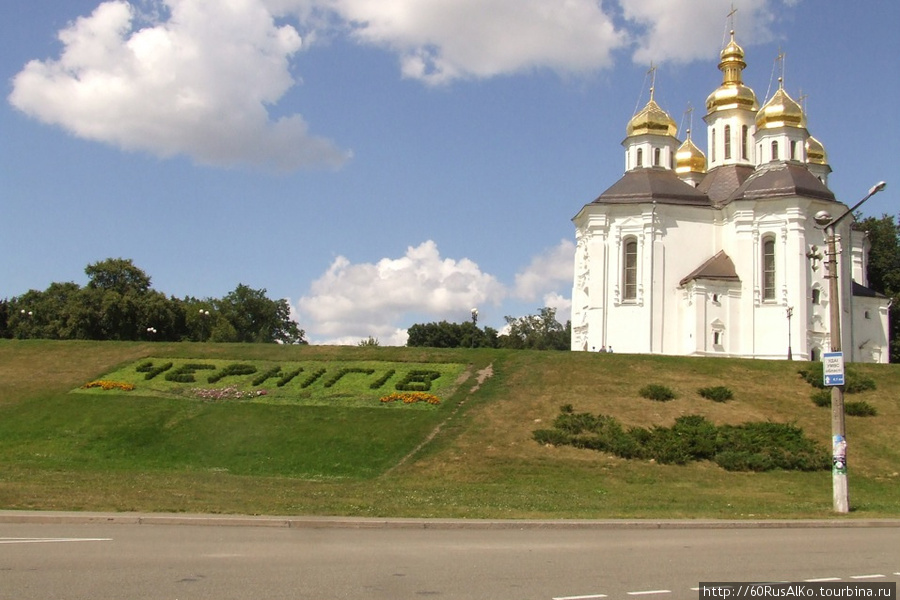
(741, 126, 749, 159)
(771, 141, 779, 161)
(811, 288, 821, 305)
(810, 347, 821, 361)
(636, 148, 643, 167)
(623, 239, 638, 301)
(724, 125, 732, 159)
(711, 128, 716, 160)
(865, 310, 871, 320)
(713, 331, 723, 346)
(653, 147, 661, 166)
(790, 140, 797, 160)
(762, 237, 776, 301)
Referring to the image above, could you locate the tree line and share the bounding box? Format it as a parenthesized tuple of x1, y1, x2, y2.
(406, 307, 571, 350)
(0, 258, 305, 344)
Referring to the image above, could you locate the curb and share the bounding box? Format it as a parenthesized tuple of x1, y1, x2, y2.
(2, 511, 900, 530)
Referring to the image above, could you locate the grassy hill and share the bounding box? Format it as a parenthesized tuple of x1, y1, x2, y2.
(1, 339, 898, 519)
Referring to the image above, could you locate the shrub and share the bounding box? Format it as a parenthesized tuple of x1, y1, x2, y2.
(277, 368, 303, 387)
(165, 363, 215, 383)
(698, 386, 733, 402)
(251, 366, 282, 386)
(532, 406, 829, 472)
(136, 361, 173, 380)
(299, 368, 326, 388)
(370, 369, 396, 389)
(639, 384, 676, 402)
(845, 400, 877, 417)
(208, 363, 257, 384)
(395, 370, 442, 391)
(810, 390, 831, 407)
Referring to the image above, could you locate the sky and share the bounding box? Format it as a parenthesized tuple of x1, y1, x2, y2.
(2, 0, 898, 345)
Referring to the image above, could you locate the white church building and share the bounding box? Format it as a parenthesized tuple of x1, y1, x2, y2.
(571, 31, 889, 363)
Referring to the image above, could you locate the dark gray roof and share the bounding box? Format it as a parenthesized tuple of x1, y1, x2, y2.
(696, 164, 755, 206)
(725, 162, 836, 204)
(679, 251, 741, 286)
(852, 281, 889, 299)
(593, 168, 712, 207)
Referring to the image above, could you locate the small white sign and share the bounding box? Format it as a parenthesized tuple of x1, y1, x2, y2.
(823, 351, 845, 386)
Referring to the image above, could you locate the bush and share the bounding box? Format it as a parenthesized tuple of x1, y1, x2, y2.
(165, 363, 215, 383)
(845, 400, 877, 417)
(208, 363, 257, 384)
(395, 370, 442, 391)
(533, 407, 829, 472)
(251, 366, 282, 386)
(639, 384, 676, 402)
(810, 389, 831, 407)
(797, 364, 877, 393)
(698, 386, 733, 402)
(136, 361, 172, 380)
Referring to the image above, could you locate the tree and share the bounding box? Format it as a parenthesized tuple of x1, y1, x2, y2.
(358, 336, 381, 346)
(499, 307, 570, 351)
(857, 214, 900, 361)
(406, 320, 497, 348)
(213, 284, 305, 344)
(85, 258, 152, 295)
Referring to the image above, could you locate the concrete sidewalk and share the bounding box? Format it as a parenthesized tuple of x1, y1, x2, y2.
(2, 510, 899, 530)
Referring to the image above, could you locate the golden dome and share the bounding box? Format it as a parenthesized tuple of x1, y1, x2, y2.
(756, 83, 805, 129)
(627, 96, 677, 138)
(675, 131, 707, 174)
(806, 135, 828, 165)
(706, 31, 759, 114)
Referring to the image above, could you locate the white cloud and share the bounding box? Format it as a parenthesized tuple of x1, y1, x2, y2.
(294, 0, 628, 84)
(296, 240, 505, 344)
(512, 239, 575, 301)
(623, 0, 780, 65)
(9, 0, 350, 170)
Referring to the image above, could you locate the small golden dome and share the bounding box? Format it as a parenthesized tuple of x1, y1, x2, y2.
(806, 135, 828, 165)
(756, 83, 805, 129)
(706, 31, 759, 114)
(675, 131, 707, 174)
(627, 97, 677, 138)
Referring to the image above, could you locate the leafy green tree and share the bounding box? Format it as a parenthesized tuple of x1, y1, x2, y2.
(213, 284, 305, 344)
(857, 214, 900, 361)
(499, 307, 570, 350)
(85, 258, 152, 295)
(358, 336, 381, 346)
(406, 320, 497, 348)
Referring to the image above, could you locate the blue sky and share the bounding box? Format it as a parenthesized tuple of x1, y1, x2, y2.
(2, 0, 897, 344)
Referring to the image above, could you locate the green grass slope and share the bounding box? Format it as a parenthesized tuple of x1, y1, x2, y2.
(1, 339, 898, 519)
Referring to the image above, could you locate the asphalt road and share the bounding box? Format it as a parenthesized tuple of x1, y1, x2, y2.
(0, 515, 898, 600)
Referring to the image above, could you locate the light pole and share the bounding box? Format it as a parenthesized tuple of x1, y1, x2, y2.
(813, 181, 886, 513)
(785, 306, 793, 360)
(470, 308, 478, 348)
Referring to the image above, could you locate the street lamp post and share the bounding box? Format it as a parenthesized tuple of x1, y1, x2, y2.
(813, 181, 886, 513)
(786, 306, 793, 361)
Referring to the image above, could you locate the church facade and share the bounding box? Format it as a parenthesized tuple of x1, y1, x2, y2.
(571, 32, 889, 363)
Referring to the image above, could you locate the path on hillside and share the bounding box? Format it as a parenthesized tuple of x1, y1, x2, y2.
(383, 363, 494, 475)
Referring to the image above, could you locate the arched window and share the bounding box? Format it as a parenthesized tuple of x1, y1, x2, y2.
(636, 148, 643, 167)
(762, 237, 776, 301)
(724, 125, 732, 159)
(811, 288, 821, 305)
(653, 147, 661, 166)
(623, 238, 638, 301)
(790, 140, 797, 160)
(711, 128, 716, 160)
(741, 125, 749, 159)
(810, 347, 821, 362)
(771, 141, 779, 161)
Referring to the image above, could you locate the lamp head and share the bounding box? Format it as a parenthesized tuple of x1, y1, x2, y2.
(814, 210, 833, 227)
